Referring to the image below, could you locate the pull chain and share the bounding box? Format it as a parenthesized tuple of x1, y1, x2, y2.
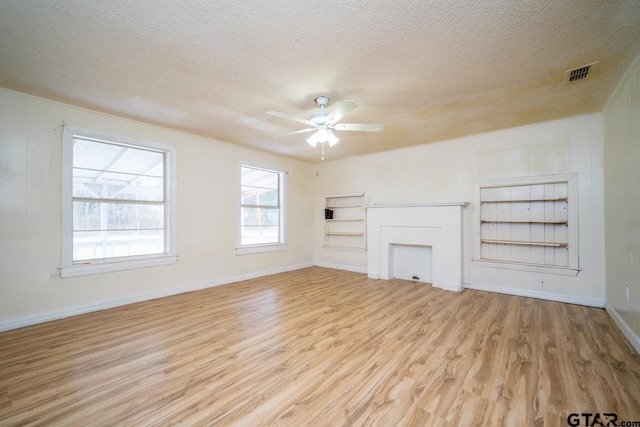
(321, 142, 325, 160)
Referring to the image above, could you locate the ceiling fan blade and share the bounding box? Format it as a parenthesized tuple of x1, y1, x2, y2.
(273, 127, 316, 139)
(334, 123, 384, 132)
(266, 110, 314, 126)
(327, 100, 359, 123)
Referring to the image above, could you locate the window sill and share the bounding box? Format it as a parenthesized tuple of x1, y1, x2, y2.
(60, 254, 178, 278)
(472, 259, 580, 276)
(236, 243, 288, 256)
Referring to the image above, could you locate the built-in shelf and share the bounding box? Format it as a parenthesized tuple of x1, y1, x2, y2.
(326, 232, 365, 236)
(476, 175, 577, 271)
(481, 239, 568, 247)
(326, 204, 363, 208)
(481, 197, 568, 203)
(481, 220, 567, 224)
(324, 193, 366, 251)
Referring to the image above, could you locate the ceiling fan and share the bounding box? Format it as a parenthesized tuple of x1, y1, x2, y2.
(267, 96, 383, 159)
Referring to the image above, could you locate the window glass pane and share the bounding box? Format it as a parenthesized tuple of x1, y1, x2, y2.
(241, 186, 278, 206)
(73, 138, 164, 202)
(73, 173, 164, 201)
(73, 202, 164, 232)
(73, 202, 165, 261)
(241, 207, 279, 226)
(240, 165, 282, 246)
(241, 207, 279, 245)
(73, 139, 126, 171)
(72, 201, 164, 261)
(74, 138, 164, 176)
(241, 166, 278, 189)
(241, 166, 279, 207)
(241, 225, 279, 245)
(73, 229, 164, 261)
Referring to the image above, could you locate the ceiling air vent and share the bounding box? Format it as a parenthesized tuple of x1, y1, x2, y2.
(564, 61, 599, 84)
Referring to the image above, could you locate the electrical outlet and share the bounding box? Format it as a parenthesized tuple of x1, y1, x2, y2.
(626, 285, 630, 301)
(208, 257, 215, 265)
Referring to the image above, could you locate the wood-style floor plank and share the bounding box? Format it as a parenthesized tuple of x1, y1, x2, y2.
(1, 267, 639, 426)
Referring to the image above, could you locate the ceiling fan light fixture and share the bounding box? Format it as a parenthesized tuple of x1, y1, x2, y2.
(327, 131, 339, 147)
(267, 96, 381, 158)
(306, 132, 319, 147)
(307, 128, 339, 148)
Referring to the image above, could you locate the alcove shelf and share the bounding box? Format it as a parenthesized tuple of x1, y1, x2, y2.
(477, 176, 576, 270)
(324, 193, 366, 251)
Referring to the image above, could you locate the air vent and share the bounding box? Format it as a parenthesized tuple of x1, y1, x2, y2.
(564, 61, 599, 84)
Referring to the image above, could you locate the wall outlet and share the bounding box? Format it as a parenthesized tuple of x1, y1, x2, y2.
(208, 257, 215, 265)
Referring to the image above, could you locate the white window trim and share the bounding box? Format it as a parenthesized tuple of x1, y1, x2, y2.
(236, 160, 288, 256)
(60, 126, 177, 278)
(236, 242, 288, 256)
(472, 173, 580, 276)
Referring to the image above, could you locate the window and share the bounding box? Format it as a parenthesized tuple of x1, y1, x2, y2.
(237, 163, 287, 255)
(473, 174, 579, 276)
(61, 126, 177, 277)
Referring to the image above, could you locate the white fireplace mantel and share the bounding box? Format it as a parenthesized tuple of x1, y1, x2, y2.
(366, 202, 469, 292)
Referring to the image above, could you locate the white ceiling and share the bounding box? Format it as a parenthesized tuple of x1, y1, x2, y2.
(1, 1, 639, 162)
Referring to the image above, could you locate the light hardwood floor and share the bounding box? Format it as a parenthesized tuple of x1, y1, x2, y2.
(1, 267, 639, 426)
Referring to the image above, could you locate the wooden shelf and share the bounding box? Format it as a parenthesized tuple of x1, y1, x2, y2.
(481, 197, 567, 203)
(326, 232, 364, 236)
(475, 258, 578, 270)
(326, 204, 363, 208)
(481, 239, 568, 247)
(481, 220, 567, 224)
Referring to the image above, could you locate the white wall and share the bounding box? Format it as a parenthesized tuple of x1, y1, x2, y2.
(602, 51, 640, 353)
(314, 114, 606, 306)
(0, 89, 314, 329)
(0, 87, 615, 330)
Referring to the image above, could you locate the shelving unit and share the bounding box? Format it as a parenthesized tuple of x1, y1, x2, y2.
(324, 193, 366, 251)
(479, 183, 570, 267)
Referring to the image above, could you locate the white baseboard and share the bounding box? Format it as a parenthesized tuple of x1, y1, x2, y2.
(0, 262, 314, 332)
(464, 281, 606, 308)
(313, 261, 367, 274)
(605, 304, 640, 356)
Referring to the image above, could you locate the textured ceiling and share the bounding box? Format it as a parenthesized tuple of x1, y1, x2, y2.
(1, 0, 639, 162)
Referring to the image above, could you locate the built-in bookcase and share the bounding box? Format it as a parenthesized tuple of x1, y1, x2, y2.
(474, 174, 579, 275)
(324, 193, 366, 251)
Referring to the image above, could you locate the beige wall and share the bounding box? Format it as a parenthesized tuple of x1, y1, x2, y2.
(603, 51, 640, 351)
(313, 114, 606, 306)
(0, 89, 315, 328)
(3, 61, 637, 352)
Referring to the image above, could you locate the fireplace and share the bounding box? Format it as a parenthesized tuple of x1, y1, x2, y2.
(366, 203, 468, 292)
(390, 244, 432, 283)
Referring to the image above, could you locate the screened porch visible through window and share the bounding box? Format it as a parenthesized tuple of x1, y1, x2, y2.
(61, 126, 177, 277)
(240, 166, 282, 245)
(72, 138, 166, 261)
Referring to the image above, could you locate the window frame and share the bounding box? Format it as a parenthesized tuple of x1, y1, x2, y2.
(60, 126, 177, 278)
(236, 161, 287, 255)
